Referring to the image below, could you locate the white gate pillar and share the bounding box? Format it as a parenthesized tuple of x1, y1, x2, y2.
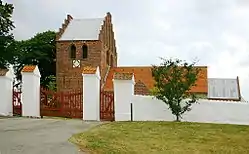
(21, 65, 41, 117)
(113, 72, 135, 121)
(82, 66, 100, 121)
(0, 68, 14, 116)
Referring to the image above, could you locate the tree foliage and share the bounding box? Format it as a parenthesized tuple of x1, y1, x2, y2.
(0, 1, 56, 89)
(0, 0, 15, 68)
(151, 58, 200, 121)
(13, 31, 56, 88)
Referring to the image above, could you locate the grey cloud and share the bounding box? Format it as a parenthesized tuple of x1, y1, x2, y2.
(4, 0, 249, 100)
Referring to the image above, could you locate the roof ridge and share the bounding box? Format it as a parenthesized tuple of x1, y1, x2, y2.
(113, 66, 208, 68)
(73, 18, 104, 20)
(114, 66, 152, 68)
(59, 17, 103, 41)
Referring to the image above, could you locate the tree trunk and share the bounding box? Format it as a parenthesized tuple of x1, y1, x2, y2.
(176, 115, 180, 122)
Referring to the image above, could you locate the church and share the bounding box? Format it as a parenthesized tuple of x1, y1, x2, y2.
(55, 12, 241, 101)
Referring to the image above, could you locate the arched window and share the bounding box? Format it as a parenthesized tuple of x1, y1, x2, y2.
(106, 51, 110, 65)
(70, 44, 76, 59)
(82, 44, 88, 59)
(110, 55, 113, 67)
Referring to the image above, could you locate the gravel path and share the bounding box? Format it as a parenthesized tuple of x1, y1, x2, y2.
(0, 117, 101, 154)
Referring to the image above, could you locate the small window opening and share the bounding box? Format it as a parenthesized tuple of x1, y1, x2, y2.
(70, 44, 76, 59)
(111, 55, 113, 67)
(82, 44, 88, 59)
(106, 51, 110, 65)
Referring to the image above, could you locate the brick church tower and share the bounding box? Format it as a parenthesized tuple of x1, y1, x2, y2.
(56, 12, 117, 91)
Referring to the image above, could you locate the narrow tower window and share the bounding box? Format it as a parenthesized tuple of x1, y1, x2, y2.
(70, 44, 76, 59)
(82, 44, 88, 59)
(106, 51, 110, 65)
(111, 55, 113, 67)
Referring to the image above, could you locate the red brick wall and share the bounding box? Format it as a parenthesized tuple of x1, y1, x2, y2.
(99, 13, 117, 70)
(56, 40, 102, 91)
(56, 13, 118, 92)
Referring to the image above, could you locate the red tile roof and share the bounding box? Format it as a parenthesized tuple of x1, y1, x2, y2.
(82, 66, 97, 74)
(103, 66, 208, 94)
(113, 72, 133, 80)
(134, 80, 150, 95)
(0, 69, 9, 76)
(21, 65, 36, 72)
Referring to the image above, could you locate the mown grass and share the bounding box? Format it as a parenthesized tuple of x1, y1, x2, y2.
(69, 121, 249, 154)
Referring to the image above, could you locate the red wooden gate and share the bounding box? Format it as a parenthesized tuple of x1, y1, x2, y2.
(100, 91, 114, 121)
(40, 88, 83, 119)
(13, 89, 22, 116)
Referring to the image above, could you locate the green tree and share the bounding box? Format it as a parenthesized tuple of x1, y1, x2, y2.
(14, 31, 56, 88)
(0, 0, 15, 68)
(151, 58, 200, 121)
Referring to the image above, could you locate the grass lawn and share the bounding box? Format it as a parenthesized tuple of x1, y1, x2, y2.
(69, 121, 249, 154)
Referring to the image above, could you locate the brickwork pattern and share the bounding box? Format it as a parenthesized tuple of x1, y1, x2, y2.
(113, 72, 133, 80)
(134, 80, 150, 95)
(56, 41, 101, 91)
(82, 66, 97, 74)
(56, 13, 118, 92)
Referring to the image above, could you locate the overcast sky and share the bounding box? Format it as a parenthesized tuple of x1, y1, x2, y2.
(5, 0, 249, 100)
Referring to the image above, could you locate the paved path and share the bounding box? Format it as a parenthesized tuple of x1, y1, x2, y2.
(0, 118, 101, 154)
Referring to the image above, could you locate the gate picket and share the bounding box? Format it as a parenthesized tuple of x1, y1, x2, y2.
(40, 88, 83, 119)
(13, 89, 22, 116)
(12, 86, 115, 121)
(100, 91, 114, 121)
